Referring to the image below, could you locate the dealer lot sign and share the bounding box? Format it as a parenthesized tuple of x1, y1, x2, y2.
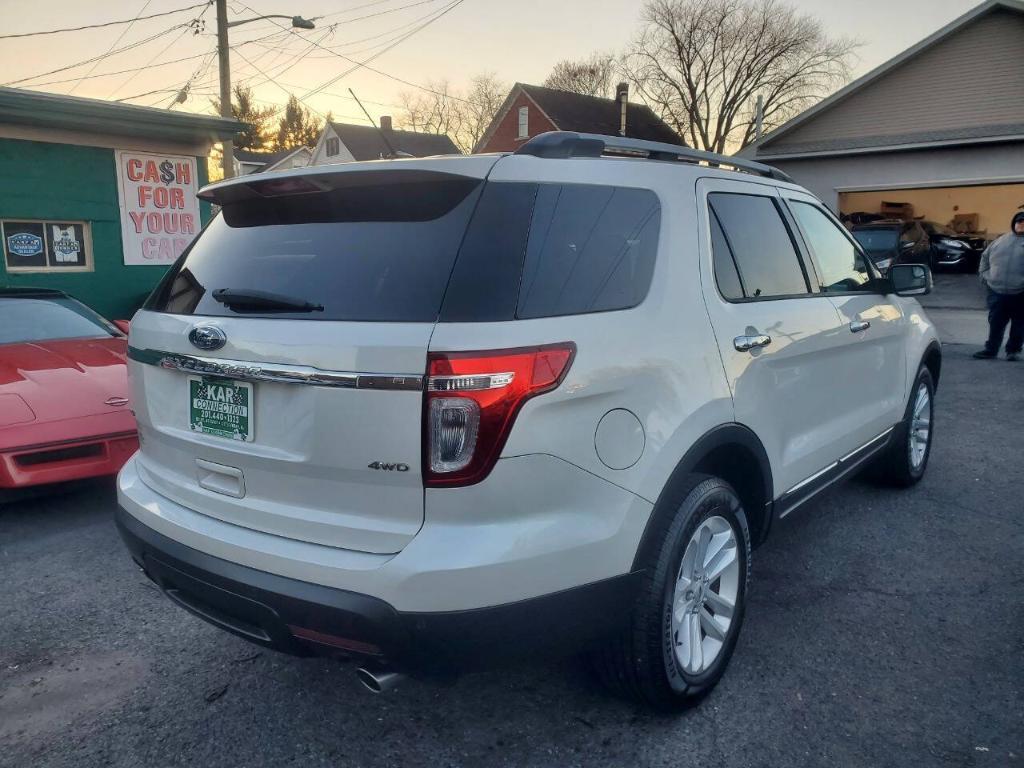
(115, 150, 200, 266)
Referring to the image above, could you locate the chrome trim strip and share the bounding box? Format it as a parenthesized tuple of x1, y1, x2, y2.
(778, 426, 896, 518)
(784, 461, 839, 496)
(128, 347, 424, 391)
(839, 427, 893, 464)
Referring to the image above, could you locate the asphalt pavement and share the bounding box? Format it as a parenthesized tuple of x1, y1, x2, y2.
(919, 271, 989, 347)
(1, 275, 1021, 768)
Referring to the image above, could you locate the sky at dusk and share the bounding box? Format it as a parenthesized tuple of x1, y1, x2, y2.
(0, 0, 984, 128)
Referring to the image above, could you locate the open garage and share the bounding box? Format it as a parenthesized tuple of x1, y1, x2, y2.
(839, 182, 1024, 239)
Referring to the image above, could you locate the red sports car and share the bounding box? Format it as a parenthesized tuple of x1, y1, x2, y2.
(0, 288, 138, 494)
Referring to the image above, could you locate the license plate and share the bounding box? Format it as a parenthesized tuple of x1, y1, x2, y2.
(188, 376, 253, 441)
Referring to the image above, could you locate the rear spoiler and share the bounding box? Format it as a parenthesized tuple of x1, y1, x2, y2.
(197, 156, 501, 206)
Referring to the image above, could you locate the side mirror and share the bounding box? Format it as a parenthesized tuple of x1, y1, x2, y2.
(889, 263, 932, 296)
(113, 319, 131, 335)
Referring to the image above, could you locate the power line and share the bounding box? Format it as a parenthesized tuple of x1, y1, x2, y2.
(2, 24, 188, 87)
(322, 0, 444, 25)
(0, 2, 211, 40)
(15, 30, 290, 89)
(317, 0, 431, 20)
(231, 45, 329, 119)
(67, 0, 154, 94)
(115, 87, 185, 103)
(300, 0, 470, 103)
(236, 0, 468, 104)
(285, 2, 451, 58)
(241, 27, 336, 90)
(165, 45, 219, 108)
(107, 5, 212, 99)
(212, 0, 443, 40)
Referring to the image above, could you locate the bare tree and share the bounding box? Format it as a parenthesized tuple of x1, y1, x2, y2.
(461, 73, 507, 153)
(543, 52, 617, 97)
(400, 80, 461, 143)
(399, 73, 507, 154)
(622, 0, 858, 153)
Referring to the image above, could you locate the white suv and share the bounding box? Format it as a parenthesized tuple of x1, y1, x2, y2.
(116, 132, 940, 709)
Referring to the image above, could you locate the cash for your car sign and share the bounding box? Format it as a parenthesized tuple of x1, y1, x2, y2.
(115, 150, 200, 266)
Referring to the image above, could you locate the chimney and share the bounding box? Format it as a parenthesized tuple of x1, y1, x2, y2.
(616, 82, 629, 137)
(380, 115, 392, 131)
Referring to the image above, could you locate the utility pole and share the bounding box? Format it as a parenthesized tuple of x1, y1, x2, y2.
(755, 94, 764, 144)
(214, 5, 315, 179)
(216, 0, 235, 178)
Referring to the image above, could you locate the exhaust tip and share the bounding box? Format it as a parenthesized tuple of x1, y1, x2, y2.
(356, 667, 403, 694)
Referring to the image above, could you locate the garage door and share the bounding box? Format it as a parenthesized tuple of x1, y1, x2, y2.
(839, 182, 1024, 238)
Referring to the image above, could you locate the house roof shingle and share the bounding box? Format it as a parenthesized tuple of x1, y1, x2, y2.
(518, 83, 682, 146)
(330, 122, 460, 160)
(233, 147, 301, 164)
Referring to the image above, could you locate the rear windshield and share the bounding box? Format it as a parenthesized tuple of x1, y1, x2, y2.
(147, 174, 661, 323)
(852, 229, 898, 250)
(0, 296, 117, 345)
(146, 174, 483, 322)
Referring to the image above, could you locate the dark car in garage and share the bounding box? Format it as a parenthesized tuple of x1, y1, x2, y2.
(920, 221, 985, 273)
(850, 219, 931, 274)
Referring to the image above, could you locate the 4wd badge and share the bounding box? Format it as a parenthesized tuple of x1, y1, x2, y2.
(368, 461, 410, 472)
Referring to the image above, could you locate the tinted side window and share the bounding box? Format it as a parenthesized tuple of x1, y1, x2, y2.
(440, 182, 539, 322)
(708, 193, 808, 299)
(516, 185, 660, 319)
(789, 201, 871, 292)
(710, 211, 744, 300)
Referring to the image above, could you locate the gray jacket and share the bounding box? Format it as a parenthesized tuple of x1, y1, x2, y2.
(979, 227, 1024, 295)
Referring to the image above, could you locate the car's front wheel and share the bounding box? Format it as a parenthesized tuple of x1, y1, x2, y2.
(590, 475, 750, 710)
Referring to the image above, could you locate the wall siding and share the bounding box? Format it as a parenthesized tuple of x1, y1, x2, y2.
(770, 10, 1024, 151)
(478, 92, 557, 153)
(311, 125, 356, 165)
(0, 138, 210, 319)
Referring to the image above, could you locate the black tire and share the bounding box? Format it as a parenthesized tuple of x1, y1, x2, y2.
(868, 366, 935, 487)
(589, 474, 751, 710)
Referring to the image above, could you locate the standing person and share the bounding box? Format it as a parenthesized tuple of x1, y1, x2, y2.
(974, 211, 1024, 361)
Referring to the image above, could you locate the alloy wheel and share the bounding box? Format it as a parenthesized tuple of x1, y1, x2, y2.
(909, 383, 931, 470)
(671, 515, 740, 675)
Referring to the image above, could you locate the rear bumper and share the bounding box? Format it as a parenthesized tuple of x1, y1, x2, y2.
(116, 505, 641, 672)
(0, 431, 138, 489)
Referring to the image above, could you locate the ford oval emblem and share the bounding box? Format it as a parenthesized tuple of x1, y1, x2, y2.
(188, 324, 227, 351)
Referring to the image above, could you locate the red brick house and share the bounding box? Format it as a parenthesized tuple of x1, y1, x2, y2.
(475, 82, 682, 153)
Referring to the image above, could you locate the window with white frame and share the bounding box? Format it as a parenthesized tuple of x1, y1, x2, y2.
(2, 219, 93, 273)
(517, 106, 529, 139)
(326, 137, 340, 157)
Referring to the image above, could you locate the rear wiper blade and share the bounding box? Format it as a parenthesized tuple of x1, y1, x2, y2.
(212, 288, 324, 313)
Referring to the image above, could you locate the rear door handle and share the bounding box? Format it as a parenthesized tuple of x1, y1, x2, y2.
(850, 320, 871, 333)
(733, 334, 772, 352)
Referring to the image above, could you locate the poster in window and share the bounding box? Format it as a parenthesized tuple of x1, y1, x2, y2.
(3, 221, 47, 269)
(45, 222, 88, 267)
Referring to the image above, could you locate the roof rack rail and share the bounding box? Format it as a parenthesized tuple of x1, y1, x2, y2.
(514, 131, 794, 184)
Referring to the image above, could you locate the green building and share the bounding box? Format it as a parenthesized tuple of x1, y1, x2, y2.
(0, 87, 242, 319)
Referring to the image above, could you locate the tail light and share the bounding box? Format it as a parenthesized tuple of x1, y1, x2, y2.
(424, 343, 576, 487)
